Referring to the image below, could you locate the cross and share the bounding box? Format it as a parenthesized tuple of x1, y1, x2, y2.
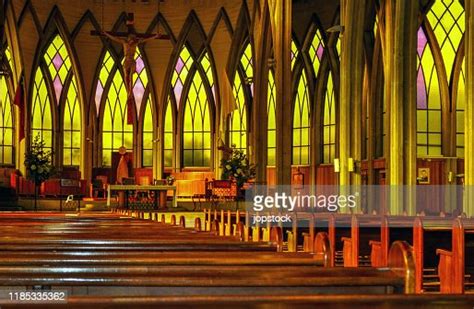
(90, 13, 170, 40)
(91, 12, 169, 124)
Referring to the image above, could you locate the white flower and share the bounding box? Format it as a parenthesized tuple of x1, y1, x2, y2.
(30, 165, 37, 171)
(234, 173, 238, 177)
(236, 168, 242, 174)
(226, 165, 232, 170)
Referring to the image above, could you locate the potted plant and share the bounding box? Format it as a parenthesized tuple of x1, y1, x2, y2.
(220, 146, 256, 199)
(24, 134, 54, 211)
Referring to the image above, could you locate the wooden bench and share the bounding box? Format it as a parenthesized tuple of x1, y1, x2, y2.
(0, 212, 416, 304)
(437, 218, 474, 293)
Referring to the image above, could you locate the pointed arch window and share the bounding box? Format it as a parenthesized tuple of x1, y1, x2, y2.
(31, 68, 53, 152)
(292, 71, 310, 165)
(163, 99, 174, 167)
(101, 69, 133, 167)
(417, 0, 465, 157)
(456, 59, 465, 157)
(323, 72, 336, 163)
(267, 71, 277, 166)
(230, 73, 247, 152)
(0, 45, 14, 165)
(165, 46, 195, 168)
(40, 34, 81, 166)
(142, 97, 154, 167)
(182, 69, 212, 167)
(230, 43, 253, 153)
(416, 27, 442, 156)
(63, 78, 81, 166)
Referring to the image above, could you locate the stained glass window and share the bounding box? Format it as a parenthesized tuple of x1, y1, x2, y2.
(44, 35, 72, 104)
(131, 50, 149, 114)
(291, 40, 299, 70)
(31, 68, 53, 152)
(182, 70, 211, 167)
(456, 59, 465, 157)
(171, 47, 193, 107)
(42, 34, 81, 166)
(230, 73, 247, 152)
(292, 71, 310, 165)
(308, 30, 324, 78)
(63, 78, 81, 166)
(416, 27, 442, 156)
(426, 0, 464, 82)
(200, 53, 216, 101)
(95, 51, 115, 115)
(230, 43, 253, 154)
(142, 97, 153, 167)
(323, 72, 336, 163)
(336, 36, 341, 60)
(416, 0, 465, 156)
(102, 69, 133, 166)
(0, 74, 13, 165)
(240, 44, 254, 95)
(267, 71, 276, 166)
(164, 100, 173, 167)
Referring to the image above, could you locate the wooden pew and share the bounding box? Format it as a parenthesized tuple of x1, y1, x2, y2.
(0, 212, 416, 303)
(413, 217, 452, 293)
(437, 218, 474, 293)
(340, 214, 383, 267)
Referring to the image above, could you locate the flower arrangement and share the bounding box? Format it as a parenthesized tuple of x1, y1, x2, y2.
(220, 147, 256, 189)
(24, 134, 55, 210)
(24, 134, 54, 186)
(166, 175, 176, 185)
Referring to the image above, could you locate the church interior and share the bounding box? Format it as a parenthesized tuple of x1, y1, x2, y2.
(1, 0, 474, 307)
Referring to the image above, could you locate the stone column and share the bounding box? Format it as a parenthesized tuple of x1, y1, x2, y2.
(251, 1, 271, 186)
(268, 0, 292, 186)
(339, 0, 366, 212)
(388, 0, 418, 215)
(464, 0, 474, 217)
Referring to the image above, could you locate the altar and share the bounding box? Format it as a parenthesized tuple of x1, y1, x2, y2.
(107, 184, 177, 209)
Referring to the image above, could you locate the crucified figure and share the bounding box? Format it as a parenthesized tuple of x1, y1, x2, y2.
(101, 31, 160, 99)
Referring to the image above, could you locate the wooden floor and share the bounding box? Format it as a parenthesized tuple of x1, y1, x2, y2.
(0, 211, 472, 308)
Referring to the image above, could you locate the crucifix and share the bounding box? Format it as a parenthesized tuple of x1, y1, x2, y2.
(91, 12, 169, 123)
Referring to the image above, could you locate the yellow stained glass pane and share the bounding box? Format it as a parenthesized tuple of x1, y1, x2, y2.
(182, 69, 211, 167)
(292, 71, 310, 165)
(427, 0, 464, 80)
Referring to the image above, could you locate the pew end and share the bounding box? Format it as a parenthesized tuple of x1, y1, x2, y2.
(388, 241, 416, 294)
(314, 232, 331, 267)
(436, 249, 453, 293)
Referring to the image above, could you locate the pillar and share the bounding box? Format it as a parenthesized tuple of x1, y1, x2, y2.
(268, 0, 292, 186)
(464, 0, 474, 217)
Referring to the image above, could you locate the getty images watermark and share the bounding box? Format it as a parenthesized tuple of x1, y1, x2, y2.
(246, 186, 359, 226)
